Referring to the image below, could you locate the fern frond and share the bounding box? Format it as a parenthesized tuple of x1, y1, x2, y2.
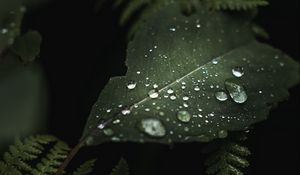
(0, 135, 70, 175)
(32, 141, 70, 175)
(205, 132, 251, 175)
(205, 0, 269, 11)
(71, 159, 97, 175)
(110, 158, 129, 175)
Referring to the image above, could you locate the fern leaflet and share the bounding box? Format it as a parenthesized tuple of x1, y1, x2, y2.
(110, 158, 129, 175)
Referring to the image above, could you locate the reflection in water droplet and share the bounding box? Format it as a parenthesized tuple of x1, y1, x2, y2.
(218, 130, 228, 138)
(121, 109, 131, 115)
(232, 66, 244, 77)
(177, 111, 191, 123)
(139, 118, 166, 137)
(127, 81, 137, 89)
(215, 91, 228, 101)
(225, 81, 248, 104)
(148, 89, 159, 99)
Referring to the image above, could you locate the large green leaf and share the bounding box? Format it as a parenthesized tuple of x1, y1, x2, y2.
(82, 2, 299, 145)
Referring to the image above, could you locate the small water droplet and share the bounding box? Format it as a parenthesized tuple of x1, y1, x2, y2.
(215, 91, 228, 101)
(106, 109, 111, 113)
(127, 81, 137, 89)
(148, 89, 159, 99)
(182, 96, 189, 101)
(212, 59, 218, 64)
(196, 24, 201, 28)
(137, 71, 141, 74)
(194, 86, 200, 91)
(113, 119, 120, 124)
(218, 130, 228, 138)
(103, 128, 114, 136)
(97, 123, 105, 129)
(167, 88, 174, 94)
(1, 28, 8, 34)
(225, 81, 248, 104)
(139, 118, 166, 137)
(153, 84, 158, 88)
(170, 95, 177, 100)
(232, 67, 244, 77)
(170, 27, 176, 32)
(177, 111, 191, 123)
(121, 109, 131, 115)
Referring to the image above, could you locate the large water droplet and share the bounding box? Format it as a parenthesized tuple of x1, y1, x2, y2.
(215, 91, 228, 101)
(139, 118, 166, 137)
(225, 81, 248, 104)
(177, 111, 191, 123)
(218, 130, 228, 138)
(148, 89, 159, 99)
(232, 66, 244, 77)
(127, 81, 137, 89)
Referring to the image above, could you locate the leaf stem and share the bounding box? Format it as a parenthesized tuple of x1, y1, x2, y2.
(54, 138, 86, 175)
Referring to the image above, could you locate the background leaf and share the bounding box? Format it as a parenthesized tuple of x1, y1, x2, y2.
(82, 2, 299, 146)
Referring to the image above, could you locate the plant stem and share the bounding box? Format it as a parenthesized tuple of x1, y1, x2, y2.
(54, 139, 85, 175)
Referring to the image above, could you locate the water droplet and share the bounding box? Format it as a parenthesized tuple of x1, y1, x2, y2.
(182, 96, 189, 101)
(170, 95, 177, 100)
(218, 130, 228, 138)
(225, 81, 248, 104)
(194, 86, 200, 91)
(153, 84, 158, 88)
(104, 128, 114, 136)
(113, 119, 120, 124)
(121, 109, 131, 115)
(137, 71, 141, 74)
(232, 67, 244, 77)
(106, 109, 111, 113)
(1, 28, 8, 34)
(169, 28, 176, 32)
(177, 111, 191, 123)
(97, 123, 105, 129)
(215, 91, 228, 101)
(196, 24, 201, 28)
(167, 88, 174, 94)
(139, 118, 166, 137)
(127, 81, 137, 89)
(148, 89, 159, 99)
(212, 59, 218, 64)
(111, 137, 120, 142)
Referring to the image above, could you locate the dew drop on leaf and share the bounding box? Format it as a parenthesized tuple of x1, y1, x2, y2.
(127, 81, 137, 89)
(225, 81, 248, 104)
(139, 118, 166, 137)
(170, 95, 177, 100)
(218, 130, 228, 138)
(121, 109, 131, 115)
(232, 66, 244, 77)
(97, 123, 105, 129)
(167, 88, 174, 94)
(177, 111, 191, 123)
(215, 91, 228, 101)
(148, 89, 159, 99)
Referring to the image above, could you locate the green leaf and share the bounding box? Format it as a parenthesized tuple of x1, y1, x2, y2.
(12, 30, 42, 63)
(110, 158, 129, 175)
(82, 2, 299, 145)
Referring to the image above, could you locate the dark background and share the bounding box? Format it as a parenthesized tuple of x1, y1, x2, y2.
(23, 0, 299, 174)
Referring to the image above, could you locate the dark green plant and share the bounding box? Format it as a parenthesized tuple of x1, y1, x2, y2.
(0, 0, 299, 175)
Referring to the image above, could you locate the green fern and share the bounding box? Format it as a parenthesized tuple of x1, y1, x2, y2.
(71, 159, 97, 175)
(205, 0, 269, 11)
(205, 132, 251, 175)
(110, 158, 129, 175)
(0, 135, 69, 175)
